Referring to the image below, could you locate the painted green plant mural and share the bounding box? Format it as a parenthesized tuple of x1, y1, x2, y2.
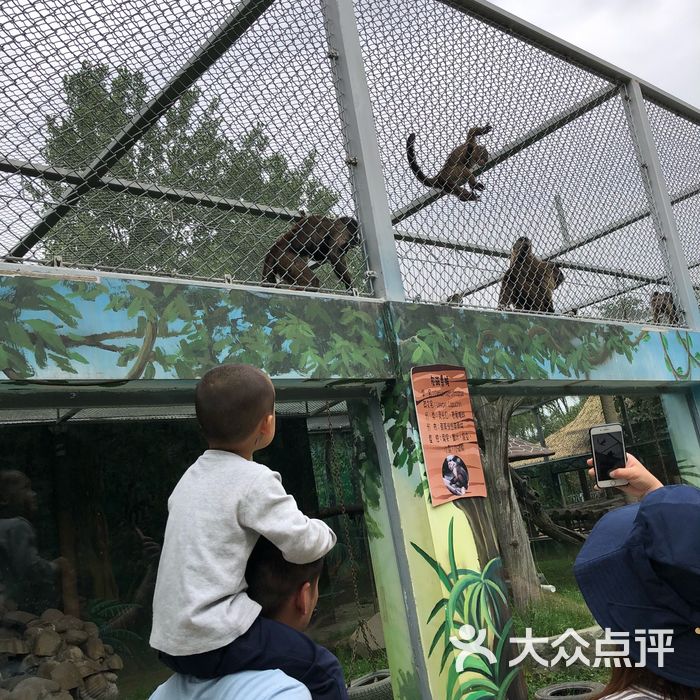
(392, 305, 649, 381)
(382, 379, 429, 496)
(661, 331, 700, 380)
(347, 401, 384, 539)
(383, 306, 654, 486)
(412, 519, 519, 700)
(0, 275, 391, 380)
(677, 459, 700, 488)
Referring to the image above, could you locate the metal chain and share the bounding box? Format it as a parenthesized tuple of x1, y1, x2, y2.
(325, 404, 381, 668)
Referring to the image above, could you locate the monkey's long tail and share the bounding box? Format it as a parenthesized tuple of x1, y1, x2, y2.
(406, 133, 437, 188)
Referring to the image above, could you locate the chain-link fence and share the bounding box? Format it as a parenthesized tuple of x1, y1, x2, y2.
(0, 0, 371, 294)
(355, 0, 691, 324)
(0, 0, 698, 320)
(646, 100, 700, 309)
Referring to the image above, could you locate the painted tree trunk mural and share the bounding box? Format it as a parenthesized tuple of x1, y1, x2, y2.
(473, 396, 542, 608)
(452, 490, 528, 700)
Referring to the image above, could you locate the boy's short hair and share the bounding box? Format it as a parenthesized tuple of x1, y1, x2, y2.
(195, 364, 275, 445)
(246, 537, 324, 618)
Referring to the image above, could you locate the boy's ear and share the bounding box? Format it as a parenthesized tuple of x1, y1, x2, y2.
(294, 581, 313, 616)
(261, 413, 275, 434)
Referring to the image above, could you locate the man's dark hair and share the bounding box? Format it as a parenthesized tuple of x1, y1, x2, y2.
(195, 364, 275, 445)
(245, 537, 324, 618)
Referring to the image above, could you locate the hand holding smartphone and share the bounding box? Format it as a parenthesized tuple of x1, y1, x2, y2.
(589, 423, 629, 488)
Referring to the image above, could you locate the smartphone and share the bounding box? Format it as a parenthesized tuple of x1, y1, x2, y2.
(589, 423, 629, 488)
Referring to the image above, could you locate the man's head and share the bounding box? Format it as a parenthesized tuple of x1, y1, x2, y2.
(245, 537, 323, 632)
(195, 364, 275, 452)
(0, 470, 37, 519)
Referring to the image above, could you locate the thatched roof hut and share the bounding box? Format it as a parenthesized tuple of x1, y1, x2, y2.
(507, 436, 555, 462)
(513, 396, 605, 467)
(545, 396, 606, 458)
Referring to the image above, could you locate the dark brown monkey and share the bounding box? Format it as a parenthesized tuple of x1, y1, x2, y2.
(406, 124, 491, 202)
(650, 291, 681, 325)
(262, 215, 359, 290)
(498, 237, 564, 313)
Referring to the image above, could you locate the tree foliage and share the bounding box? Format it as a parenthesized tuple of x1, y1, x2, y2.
(509, 397, 584, 444)
(26, 62, 338, 280)
(599, 294, 648, 324)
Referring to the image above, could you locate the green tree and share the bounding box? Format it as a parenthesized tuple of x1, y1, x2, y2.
(599, 294, 648, 323)
(509, 396, 584, 443)
(26, 62, 339, 282)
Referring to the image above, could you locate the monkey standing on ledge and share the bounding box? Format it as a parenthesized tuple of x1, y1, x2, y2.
(262, 215, 359, 291)
(498, 236, 564, 313)
(650, 291, 681, 325)
(406, 124, 492, 202)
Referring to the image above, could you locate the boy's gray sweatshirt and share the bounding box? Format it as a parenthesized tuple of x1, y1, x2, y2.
(149, 449, 336, 656)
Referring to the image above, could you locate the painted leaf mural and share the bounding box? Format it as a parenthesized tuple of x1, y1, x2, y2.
(412, 519, 519, 700)
(0, 275, 392, 381)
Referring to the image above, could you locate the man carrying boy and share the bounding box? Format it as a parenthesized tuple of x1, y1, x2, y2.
(150, 536, 331, 699)
(150, 364, 346, 699)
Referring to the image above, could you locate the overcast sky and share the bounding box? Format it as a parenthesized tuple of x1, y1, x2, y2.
(489, 0, 700, 110)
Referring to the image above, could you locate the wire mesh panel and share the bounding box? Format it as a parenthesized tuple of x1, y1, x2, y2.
(645, 99, 700, 312)
(0, 0, 371, 294)
(355, 0, 685, 324)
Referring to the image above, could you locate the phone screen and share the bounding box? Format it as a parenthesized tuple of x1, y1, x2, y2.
(592, 430, 625, 481)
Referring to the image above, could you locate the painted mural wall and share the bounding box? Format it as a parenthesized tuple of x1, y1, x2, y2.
(5, 269, 700, 700)
(360, 303, 700, 700)
(0, 272, 392, 381)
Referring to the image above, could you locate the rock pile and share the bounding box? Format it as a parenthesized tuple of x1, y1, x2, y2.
(0, 608, 122, 699)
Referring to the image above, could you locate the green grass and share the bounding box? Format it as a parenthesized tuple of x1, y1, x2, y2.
(513, 550, 608, 699)
(512, 590, 595, 638)
(512, 554, 595, 638)
(536, 554, 584, 591)
(334, 645, 389, 684)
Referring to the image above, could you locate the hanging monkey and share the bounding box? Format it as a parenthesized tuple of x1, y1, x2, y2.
(650, 291, 681, 325)
(406, 124, 492, 202)
(498, 236, 564, 313)
(262, 215, 359, 291)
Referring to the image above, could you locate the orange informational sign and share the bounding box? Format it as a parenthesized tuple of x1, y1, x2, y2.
(410, 364, 487, 506)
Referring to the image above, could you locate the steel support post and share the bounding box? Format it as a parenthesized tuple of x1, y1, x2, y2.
(623, 79, 700, 329)
(322, 0, 405, 301)
(367, 398, 431, 699)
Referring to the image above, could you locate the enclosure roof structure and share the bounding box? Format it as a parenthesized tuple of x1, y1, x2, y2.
(507, 435, 555, 462)
(457, 0, 700, 122)
(521, 396, 606, 468)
